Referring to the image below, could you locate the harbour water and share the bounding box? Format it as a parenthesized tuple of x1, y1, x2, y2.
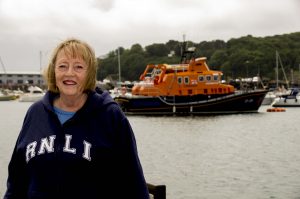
(1, 101, 300, 199)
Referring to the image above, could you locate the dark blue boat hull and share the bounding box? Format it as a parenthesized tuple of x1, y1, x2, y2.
(114, 90, 268, 115)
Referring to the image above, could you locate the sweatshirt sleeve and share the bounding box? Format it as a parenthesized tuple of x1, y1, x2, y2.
(3, 142, 29, 199)
(3, 113, 30, 199)
(120, 117, 150, 198)
(110, 105, 150, 199)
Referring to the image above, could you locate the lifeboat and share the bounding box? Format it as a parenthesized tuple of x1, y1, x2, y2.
(114, 47, 268, 115)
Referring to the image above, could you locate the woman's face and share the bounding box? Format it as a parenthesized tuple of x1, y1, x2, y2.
(54, 50, 87, 97)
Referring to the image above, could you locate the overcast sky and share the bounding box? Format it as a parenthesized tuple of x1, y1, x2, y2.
(0, 0, 299, 72)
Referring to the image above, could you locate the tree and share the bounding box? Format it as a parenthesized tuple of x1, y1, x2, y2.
(130, 44, 144, 54)
(209, 49, 228, 70)
(145, 43, 169, 57)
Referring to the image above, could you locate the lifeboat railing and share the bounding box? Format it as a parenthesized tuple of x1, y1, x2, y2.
(157, 89, 267, 106)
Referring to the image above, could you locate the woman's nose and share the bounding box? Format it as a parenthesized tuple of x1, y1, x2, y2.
(65, 66, 75, 74)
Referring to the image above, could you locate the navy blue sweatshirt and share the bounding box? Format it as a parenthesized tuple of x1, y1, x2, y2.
(4, 89, 149, 199)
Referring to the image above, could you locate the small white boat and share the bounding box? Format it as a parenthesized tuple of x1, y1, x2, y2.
(272, 88, 300, 107)
(109, 86, 132, 99)
(19, 86, 45, 102)
(262, 91, 276, 105)
(262, 85, 291, 105)
(0, 90, 17, 101)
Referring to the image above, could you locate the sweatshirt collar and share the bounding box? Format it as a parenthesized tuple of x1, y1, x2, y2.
(42, 88, 116, 114)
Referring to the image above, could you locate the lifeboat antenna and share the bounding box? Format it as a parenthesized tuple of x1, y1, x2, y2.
(180, 34, 187, 63)
(180, 37, 195, 64)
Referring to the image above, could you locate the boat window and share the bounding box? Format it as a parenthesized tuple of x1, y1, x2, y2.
(184, 76, 189, 84)
(177, 76, 182, 84)
(198, 75, 204, 82)
(213, 75, 219, 81)
(155, 69, 161, 75)
(206, 75, 211, 81)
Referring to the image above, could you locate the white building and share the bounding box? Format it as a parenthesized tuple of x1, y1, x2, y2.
(0, 71, 45, 87)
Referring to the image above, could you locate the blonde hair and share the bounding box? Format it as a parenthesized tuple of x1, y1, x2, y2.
(44, 38, 97, 93)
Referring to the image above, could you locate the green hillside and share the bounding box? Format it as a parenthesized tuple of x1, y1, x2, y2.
(97, 32, 300, 87)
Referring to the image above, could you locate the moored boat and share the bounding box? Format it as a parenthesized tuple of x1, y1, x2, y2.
(114, 48, 268, 115)
(261, 91, 276, 105)
(19, 86, 45, 102)
(0, 93, 16, 101)
(0, 90, 18, 101)
(272, 88, 300, 107)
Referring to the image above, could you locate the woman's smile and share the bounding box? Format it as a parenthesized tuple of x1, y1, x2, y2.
(63, 80, 77, 85)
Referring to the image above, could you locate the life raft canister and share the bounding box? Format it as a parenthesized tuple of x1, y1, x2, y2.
(267, 108, 286, 112)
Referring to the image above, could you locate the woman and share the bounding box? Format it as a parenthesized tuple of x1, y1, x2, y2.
(4, 38, 149, 199)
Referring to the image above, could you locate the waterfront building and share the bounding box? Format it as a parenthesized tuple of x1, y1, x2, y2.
(0, 71, 45, 89)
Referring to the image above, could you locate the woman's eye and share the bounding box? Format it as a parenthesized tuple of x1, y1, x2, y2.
(75, 65, 83, 69)
(58, 65, 67, 69)
(74, 65, 86, 72)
